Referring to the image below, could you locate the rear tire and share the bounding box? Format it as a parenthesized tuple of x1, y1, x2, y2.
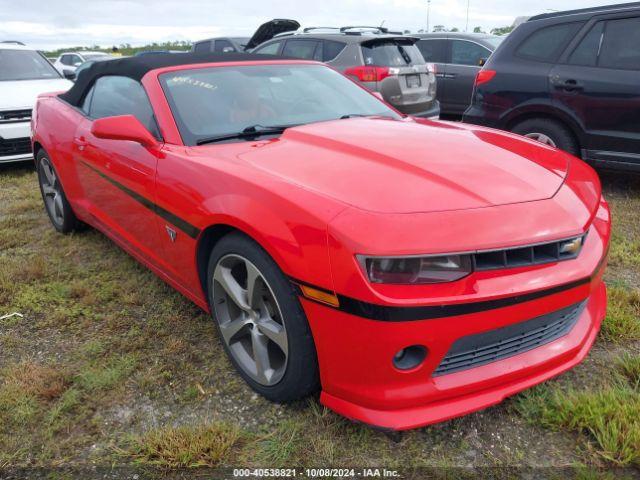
(206, 232, 320, 403)
(511, 118, 579, 157)
(36, 149, 81, 234)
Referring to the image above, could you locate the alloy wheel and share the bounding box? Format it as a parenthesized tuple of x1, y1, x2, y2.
(39, 156, 65, 226)
(212, 254, 288, 386)
(524, 132, 557, 148)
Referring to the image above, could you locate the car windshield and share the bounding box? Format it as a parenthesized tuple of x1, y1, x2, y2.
(160, 64, 402, 146)
(0, 49, 61, 81)
(361, 41, 424, 66)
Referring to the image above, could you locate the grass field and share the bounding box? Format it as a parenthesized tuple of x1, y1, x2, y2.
(0, 162, 638, 478)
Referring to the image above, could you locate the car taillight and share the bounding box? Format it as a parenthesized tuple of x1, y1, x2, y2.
(426, 63, 437, 75)
(345, 66, 398, 82)
(475, 69, 496, 86)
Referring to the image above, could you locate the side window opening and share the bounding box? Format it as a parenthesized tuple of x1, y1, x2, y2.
(451, 40, 491, 66)
(323, 40, 346, 62)
(516, 22, 584, 63)
(81, 85, 95, 114)
(193, 41, 211, 53)
(568, 22, 604, 67)
(416, 39, 448, 64)
(282, 40, 321, 60)
(88, 76, 161, 140)
(598, 17, 640, 70)
(254, 41, 282, 55)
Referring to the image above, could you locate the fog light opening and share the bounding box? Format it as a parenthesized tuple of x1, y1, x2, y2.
(393, 345, 427, 370)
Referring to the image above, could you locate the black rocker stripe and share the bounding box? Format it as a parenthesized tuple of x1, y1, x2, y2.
(290, 248, 608, 322)
(81, 161, 201, 239)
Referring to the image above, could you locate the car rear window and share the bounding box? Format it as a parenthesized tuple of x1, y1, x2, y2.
(516, 22, 584, 62)
(361, 41, 423, 66)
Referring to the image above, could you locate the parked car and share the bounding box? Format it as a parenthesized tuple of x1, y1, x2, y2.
(0, 42, 71, 163)
(251, 23, 439, 117)
(192, 37, 251, 53)
(32, 52, 609, 430)
(464, 3, 640, 171)
(192, 19, 301, 54)
(53, 51, 112, 78)
(414, 33, 503, 117)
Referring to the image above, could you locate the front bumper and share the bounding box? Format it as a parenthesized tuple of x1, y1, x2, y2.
(0, 120, 33, 163)
(301, 214, 609, 430)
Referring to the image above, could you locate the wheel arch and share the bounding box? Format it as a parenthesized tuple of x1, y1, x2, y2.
(32, 141, 44, 167)
(503, 107, 584, 151)
(194, 205, 335, 302)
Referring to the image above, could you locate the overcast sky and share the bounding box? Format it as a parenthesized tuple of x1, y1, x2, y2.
(0, 0, 622, 50)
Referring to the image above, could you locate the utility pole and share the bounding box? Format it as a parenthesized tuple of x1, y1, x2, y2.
(427, 0, 431, 33)
(465, 0, 470, 32)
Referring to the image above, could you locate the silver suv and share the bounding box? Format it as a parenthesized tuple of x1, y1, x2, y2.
(250, 24, 439, 117)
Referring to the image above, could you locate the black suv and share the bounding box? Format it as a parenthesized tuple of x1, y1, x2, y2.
(464, 3, 640, 171)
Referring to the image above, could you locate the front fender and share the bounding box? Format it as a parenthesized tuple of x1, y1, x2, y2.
(199, 192, 340, 291)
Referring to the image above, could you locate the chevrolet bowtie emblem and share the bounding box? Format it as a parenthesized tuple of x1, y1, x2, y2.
(166, 225, 177, 242)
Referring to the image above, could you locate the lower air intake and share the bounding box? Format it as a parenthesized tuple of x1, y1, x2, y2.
(433, 300, 587, 376)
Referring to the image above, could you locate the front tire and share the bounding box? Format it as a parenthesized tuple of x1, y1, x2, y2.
(36, 149, 81, 233)
(207, 232, 320, 403)
(511, 118, 579, 157)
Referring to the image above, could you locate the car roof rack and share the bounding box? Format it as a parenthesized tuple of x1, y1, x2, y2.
(302, 27, 342, 33)
(1, 40, 26, 45)
(272, 31, 298, 38)
(340, 26, 389, 34)
(529, 2, 640, 21)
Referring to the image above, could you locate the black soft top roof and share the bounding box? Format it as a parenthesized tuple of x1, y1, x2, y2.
(59, 52, 286, 107)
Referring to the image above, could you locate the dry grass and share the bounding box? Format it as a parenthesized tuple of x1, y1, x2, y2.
(125, 422, 242, 467)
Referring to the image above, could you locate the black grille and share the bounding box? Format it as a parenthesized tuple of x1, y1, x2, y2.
(433, 300, 586, 376)
(0, 109, 31, 122)
(0, 137, 32, 157)
(472, 234, 586, 271)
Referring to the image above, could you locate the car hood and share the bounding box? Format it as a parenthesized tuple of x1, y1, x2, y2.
(239, 118, 571, 214)
(0, 78, 72, 110)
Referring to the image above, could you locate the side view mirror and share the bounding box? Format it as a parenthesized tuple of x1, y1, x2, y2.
(478, 58, 487, 67)
(74, 62, 83, 67)
(222, 46, 235, 53)
(91, 115, 158, 148)
(371, 91, 384, 101)
(62, 69, 76, 80)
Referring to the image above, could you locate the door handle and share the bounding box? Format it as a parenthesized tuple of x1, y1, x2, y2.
(554, 78, 584, 92)
(74, 136, 88, 151)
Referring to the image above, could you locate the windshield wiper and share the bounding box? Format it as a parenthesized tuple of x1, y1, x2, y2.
(196, 124, 298, 145)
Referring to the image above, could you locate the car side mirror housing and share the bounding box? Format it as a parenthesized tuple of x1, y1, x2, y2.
(478, 58, 487, 67)
(372, 91, 384, 101)
(63, 69, 76, 80)
(91, 115, 158, 148)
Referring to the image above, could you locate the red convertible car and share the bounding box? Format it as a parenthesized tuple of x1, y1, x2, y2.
(32, 53, 610, 430)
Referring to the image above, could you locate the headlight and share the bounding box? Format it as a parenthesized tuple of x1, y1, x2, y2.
(358, 254, 473, 284)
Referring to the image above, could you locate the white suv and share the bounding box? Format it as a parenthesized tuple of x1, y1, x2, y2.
(53, 51, 112, 78)
(0, 42, 72, 163)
